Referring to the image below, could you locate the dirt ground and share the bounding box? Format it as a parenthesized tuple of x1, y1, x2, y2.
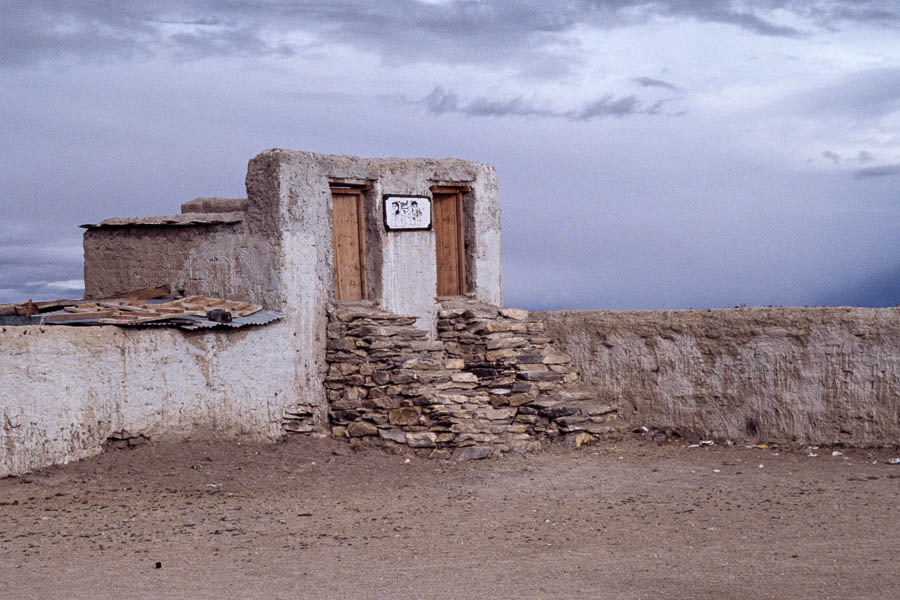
(1, 436, 898, 600)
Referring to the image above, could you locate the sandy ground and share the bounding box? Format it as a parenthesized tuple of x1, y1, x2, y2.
(1, 436, 898, 600)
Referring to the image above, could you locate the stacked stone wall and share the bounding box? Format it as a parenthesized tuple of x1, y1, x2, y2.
(325, 300, 618, 458)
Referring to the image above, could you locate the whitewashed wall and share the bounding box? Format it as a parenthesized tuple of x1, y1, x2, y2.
(0, 323, 297, 476)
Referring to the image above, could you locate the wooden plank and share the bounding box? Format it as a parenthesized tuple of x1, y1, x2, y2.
(331, 189, 364, 301)
(434, 191, 463, 296)
(64, 305, 102, 313)
(356, 192, 368, 300)
(456, 190, 466, 295)
(34, 299, 80, 313)
(231, 304, 262, 318)
(0, 301, 38, 317)
(42, 310, 116, 322)
(98, 302, 157, 314)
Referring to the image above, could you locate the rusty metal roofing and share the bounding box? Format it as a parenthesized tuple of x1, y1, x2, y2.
(37, 308, 283, 330)
(34, 297, 283, 330)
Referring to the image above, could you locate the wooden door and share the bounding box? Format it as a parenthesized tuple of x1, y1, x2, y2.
(331, 188, 367, 301)
(432, 188, 466, 296)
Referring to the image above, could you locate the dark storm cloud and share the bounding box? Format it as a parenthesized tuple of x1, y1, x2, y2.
(633, 77, 681, 91)
(659, 2, 802, 37)
(423, 86, 660, 120)
(3, 1, 894, 69)
(854, 164, 900, 179)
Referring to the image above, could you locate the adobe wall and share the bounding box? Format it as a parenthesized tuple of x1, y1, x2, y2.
(0, 323, 299, 477)
(537, 307, 900, 445)
(83, 222, 265, 301)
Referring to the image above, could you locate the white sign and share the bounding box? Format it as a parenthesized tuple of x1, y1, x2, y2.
(384, 195, 432, 231)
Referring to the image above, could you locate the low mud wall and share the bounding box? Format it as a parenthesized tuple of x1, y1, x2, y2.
(1, 323, 298, 476)
(537, 307, 900, 445)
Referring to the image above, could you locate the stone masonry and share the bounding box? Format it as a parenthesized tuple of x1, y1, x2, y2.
(325, 299, 618, 458)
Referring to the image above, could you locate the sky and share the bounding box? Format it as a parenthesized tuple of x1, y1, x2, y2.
(1, 0, 898, 310)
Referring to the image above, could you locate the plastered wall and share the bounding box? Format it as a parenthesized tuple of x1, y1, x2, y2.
(268, 151, 502, 333)
(538, 307, 900, 445)
(0, 323, 300, 477)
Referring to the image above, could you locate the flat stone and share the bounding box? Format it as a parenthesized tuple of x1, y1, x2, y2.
(347, 421, 379, 437)
(517, 370, 564, 382)
(486, 348, 518, 361)
(540, 404, 579, 419)
(405, 431, 437, 448)
(518, 363, 549, 372)
(485, 337, 527, 350)
(508, 393, 538, 407)
(451, 446, 493, 461)
(475, 408, 514, 421)
(330, 409, 360, 422)
(499, 308, 529, 320)
(528, 398, 560, 410)
(555, 415, 588, 427)
(378, 428, 407, 443)
(513, 354, 544, 365)
(542, 353, 570, 365)
(402, 358, 442, 370)
(389, 406, 421, 426)
(451, 372, 478, 383)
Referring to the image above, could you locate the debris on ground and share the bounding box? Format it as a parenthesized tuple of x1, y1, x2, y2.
(0, 285, 282, 330)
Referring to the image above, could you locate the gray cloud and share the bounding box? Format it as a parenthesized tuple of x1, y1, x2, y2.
(2, 0, 897, 312)
(423, 86, 660, 121)
(3, 1, 894, 70)
(854, 163, 900, 179)
(0, 222, 84, 303)
(822, 150, 841, 164)
(797, 68, 900, 119)
(633, 76, 681, 91)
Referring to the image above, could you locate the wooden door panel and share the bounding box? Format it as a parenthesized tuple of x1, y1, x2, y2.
(332, 190, 366, 301)
(433, 190, 465, 296)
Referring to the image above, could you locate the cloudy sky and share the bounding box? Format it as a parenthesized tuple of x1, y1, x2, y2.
(2, 0, 898, 309)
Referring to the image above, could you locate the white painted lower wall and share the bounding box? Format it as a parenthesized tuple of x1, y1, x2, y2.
(1, 323, 298, 476)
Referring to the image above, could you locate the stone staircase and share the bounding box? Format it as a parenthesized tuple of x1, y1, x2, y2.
(324, 299, 618, 458)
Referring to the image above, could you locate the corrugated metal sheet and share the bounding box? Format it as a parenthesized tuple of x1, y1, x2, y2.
(38, 307, 284, 330)
(135, 309, 284, 330)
